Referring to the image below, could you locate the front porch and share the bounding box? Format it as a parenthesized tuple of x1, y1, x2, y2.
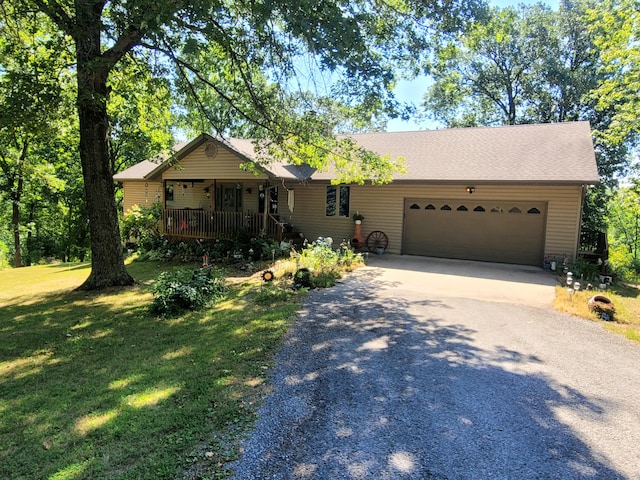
(163, 209, 284, 241)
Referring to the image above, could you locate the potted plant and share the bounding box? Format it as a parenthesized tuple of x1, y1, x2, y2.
(352, 212, 365, 224)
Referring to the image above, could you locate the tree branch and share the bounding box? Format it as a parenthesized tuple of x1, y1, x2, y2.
(28, 0, 74, 35)
(102, 26, 145, 68)
(141, 41, 280, 136)
(206, 16, 277, 125)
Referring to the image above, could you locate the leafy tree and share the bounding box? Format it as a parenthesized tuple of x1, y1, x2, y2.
(424, 6, 538, 126)
(588, 0, 640, 145)
(16, 0, 484, 290)
(423, 0, 634, 233)
(107, 55, 174, 174)
(606, 182, 640, 279)
(424, 2, 604, 126)
(0, 6, 71, 267)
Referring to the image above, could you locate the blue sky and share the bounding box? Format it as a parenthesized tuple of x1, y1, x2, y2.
(387, 0, 559, 131)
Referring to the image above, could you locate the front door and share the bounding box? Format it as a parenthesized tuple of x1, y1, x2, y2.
(217, 184, 243, 212)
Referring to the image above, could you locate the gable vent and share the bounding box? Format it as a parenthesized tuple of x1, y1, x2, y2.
(204, 141, 218, 158)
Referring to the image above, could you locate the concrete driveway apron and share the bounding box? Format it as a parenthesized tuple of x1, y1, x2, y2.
(230, 256, 640, 479)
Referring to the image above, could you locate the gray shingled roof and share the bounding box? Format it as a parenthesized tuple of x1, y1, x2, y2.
(113, 160, 161, 181)
(313, 121, 598, 184)
(114, 122, 600, 184)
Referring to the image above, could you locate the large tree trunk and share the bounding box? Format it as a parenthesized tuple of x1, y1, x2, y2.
(12, 191, 22, 268)
(74, 10, 134, 290)
(10, 143, 27, 268)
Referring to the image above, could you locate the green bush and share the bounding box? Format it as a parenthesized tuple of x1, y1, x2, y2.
(296, 242, 340, 272)
(254, 283, 294, 305)
(568, 256, 601, 282)
(122, 203, 163, 251)
(311, 270, 341, 288)
(0, 241, 9, 269)
(288, 239, 364, 289)
(608, 244, 640, 282)
(150, 268, 228, 315)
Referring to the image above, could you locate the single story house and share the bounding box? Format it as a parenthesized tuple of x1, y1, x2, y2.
(114, 121, 600, 266)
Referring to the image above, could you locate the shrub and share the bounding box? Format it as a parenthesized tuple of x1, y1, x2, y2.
(311, 270, 341, 288)
(608, 244, 640, 282)
(338, 239, 364, 270)
(249, 236, 283, 261)
(296, 242, 340, 272)
(286, 239, 364, 289)
(568, 256, 601, 282)
(122, 203, 163, 251)
(0, 241, 9, 269)
(254, 283, 294, 305)
(150, 268, 228, 315)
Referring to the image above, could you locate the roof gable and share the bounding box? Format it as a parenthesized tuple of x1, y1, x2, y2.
(114, 134, 271, 182)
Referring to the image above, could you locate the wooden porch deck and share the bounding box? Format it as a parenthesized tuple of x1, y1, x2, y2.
(163, 209, 283, 240)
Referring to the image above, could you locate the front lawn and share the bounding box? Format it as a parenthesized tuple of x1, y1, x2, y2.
(553, 282, 640, 344)
(0, 261, 299, 479)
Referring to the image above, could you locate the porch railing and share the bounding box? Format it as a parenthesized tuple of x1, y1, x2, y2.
(162, 209, 283, 240)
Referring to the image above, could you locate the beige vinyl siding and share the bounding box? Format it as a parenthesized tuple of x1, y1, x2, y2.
(122, 181, 163, 215)
(166, 182, 210, 210)
(155, 144, 269, 212)
(288, 183, 583, 261)
(161, 144, 268, 181)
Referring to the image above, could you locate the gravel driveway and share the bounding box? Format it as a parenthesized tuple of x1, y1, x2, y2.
(230, 257, 640, 479)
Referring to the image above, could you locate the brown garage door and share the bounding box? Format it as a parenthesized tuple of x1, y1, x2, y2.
(403, 199, 546, 266)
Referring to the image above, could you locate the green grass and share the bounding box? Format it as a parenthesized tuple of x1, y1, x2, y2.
(553, 282, 640, 344)
(0, 261, 299, 479)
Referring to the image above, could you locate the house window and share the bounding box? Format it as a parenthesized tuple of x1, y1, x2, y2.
(165, 184, 174, 202)
(326, 186, 350, 217)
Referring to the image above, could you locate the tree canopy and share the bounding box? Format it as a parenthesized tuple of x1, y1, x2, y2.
(3, 0, 485, 288)
(422, 0, 639, 233)
(588, 0, 640, 144)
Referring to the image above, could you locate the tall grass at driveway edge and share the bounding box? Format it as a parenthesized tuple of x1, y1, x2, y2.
(0, 262, 298, 479)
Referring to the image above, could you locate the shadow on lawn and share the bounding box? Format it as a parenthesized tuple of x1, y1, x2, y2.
(612, 282, 640, 299)
(230, 269, 625, 479)
(0, 272, 284, 479)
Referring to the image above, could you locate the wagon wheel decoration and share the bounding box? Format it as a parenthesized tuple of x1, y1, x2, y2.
(366, 230, 389, 254)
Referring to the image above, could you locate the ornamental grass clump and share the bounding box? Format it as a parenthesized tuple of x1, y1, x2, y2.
(150, 267, 228, 315)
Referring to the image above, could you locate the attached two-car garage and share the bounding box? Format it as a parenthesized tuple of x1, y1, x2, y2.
(402, 198, 547, 266)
